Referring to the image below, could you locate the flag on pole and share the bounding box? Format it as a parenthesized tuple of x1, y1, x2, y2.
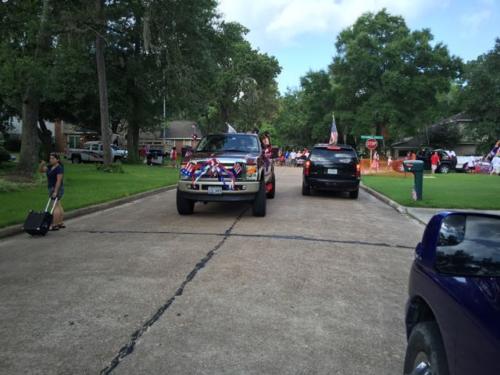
(226, 123, 237, 134)
(486, 140, 500, 161)
(329, 113, 338, 144)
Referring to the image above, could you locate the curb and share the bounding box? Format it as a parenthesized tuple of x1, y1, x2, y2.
(360, 183, 427, 225)
(0, 185, 177, 239)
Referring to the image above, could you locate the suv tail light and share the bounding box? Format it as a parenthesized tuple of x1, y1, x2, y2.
(304, 160, 311, 176)
(356, 163, 361, 177)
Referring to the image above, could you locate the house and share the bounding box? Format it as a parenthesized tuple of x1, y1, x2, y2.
(140, 120, 202, 152)
(391, 113, 479, 157)
(4, 117, 122, 152)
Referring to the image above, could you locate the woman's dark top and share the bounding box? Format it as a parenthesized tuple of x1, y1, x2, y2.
(47, 164, 64, 189)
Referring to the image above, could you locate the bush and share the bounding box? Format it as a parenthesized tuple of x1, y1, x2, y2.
(4, 138, 21, 152)
(0, 147, 10, 164)
(95, 162, 124, 173)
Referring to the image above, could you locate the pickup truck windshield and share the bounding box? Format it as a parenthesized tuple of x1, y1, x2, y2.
(196, 134, 260, 153)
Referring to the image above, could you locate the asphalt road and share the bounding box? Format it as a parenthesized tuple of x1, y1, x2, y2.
(0, 167, 424, 375)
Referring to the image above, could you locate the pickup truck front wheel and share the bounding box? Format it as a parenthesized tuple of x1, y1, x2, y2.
(266, 174, 276, 199)
(176, 189, 194, 215)
(71, 155, 81, 164)
(252, 179, 267, 217)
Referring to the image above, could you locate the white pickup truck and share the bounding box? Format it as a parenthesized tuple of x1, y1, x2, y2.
(66, 141, 128, 163)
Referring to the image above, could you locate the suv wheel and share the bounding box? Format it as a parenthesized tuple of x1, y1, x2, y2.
(266, 174, 276, 199)
(252, 178, 267, 217)
(71, 155, 81, 164)
(302, 181, 311, 196)
(438, 165, 450, 174)
(349, 189, 359, 199)
(176, 189, 194, 215)
(404, 322, 449, 375)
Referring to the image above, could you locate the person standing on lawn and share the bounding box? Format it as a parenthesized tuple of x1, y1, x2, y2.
(431, 151, 440, 174)
(170, 146, 178, 168)
(371, 150, 380, 172)
(39, 153, 65, 230)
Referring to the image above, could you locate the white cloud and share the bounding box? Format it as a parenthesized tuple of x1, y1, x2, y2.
(218, 0, 443, 46)
(460, 9, 492, 33)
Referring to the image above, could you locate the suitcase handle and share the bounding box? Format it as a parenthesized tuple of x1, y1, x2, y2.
(44, 197, 59, 214)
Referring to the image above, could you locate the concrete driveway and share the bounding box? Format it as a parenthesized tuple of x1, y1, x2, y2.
(0, 167, 424, 375)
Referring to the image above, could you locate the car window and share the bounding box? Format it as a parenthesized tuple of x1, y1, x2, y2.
(436, 215, 500, 276)
(310, 149, 358, 163)
(196, 134, 260, 153)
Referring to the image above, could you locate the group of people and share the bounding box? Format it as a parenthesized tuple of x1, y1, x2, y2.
(275, 148, 310, 167)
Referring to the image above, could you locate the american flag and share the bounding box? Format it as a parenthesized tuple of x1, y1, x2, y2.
(233, 162, 242, 175)
(329, 113, 338, 145)
(181, 162, 195, 177)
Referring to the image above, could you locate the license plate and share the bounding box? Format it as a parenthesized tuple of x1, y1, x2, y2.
(327, 169, 338, 175)
(208, 186, 222, 195)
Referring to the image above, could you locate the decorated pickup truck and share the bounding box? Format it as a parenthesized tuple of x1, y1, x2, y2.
(176, 133, 275, 217)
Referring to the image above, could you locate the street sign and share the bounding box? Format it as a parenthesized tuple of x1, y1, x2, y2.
(361, 135, 384, 140)
(365, 138, 378, 150)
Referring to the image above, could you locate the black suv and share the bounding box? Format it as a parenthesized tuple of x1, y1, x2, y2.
(416, 148, 457, 173)
(302, 144, 361, 199)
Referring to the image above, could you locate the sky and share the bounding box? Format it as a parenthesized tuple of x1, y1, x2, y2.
(218, 0, 500, 93)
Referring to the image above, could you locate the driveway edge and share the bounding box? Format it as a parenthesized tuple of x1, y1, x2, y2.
(0, 185, 177, 239)
(360, 183, 426, 225)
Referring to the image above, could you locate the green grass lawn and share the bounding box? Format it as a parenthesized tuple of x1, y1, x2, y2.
(362, 173, 500, 210)
(0, 163, 179, 228)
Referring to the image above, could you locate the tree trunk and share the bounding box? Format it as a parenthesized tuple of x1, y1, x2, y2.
(18, 90, 40, 174)
(37, 118, 53, 161)
(95, 0, 112, 166)
(127, 120, 140, 163)
(17, 0, 51, 176)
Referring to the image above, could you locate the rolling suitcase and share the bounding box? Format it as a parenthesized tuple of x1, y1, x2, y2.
(23, 198, 58, 236)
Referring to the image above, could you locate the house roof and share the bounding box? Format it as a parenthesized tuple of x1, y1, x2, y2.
(391, 113, 475, 149)
(164, 121, 201, 139)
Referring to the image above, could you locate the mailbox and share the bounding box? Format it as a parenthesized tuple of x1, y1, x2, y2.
(403, 160, 424, 200)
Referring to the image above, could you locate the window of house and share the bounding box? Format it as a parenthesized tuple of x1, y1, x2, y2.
(68, 135, 80, 149)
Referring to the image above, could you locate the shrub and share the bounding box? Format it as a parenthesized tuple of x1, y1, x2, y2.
(4, 138, 21, 152)
(0, 147, 10, 164)
(95, 162, 124, 173)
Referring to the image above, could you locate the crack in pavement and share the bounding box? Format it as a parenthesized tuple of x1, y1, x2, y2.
(99, 209, 247, 374)
(70, 229, 414, 250)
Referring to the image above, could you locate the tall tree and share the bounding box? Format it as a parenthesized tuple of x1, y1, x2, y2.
(330, 9, 462, 141)
(95, 0, 112, 166)
(0, 0, 53, 175)
(461, 39, 500, 152)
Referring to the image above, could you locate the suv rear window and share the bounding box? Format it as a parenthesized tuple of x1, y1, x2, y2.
(310, 148, 358, 163)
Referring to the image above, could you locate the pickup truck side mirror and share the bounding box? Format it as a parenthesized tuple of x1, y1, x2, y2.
(420, 212, 500, 274)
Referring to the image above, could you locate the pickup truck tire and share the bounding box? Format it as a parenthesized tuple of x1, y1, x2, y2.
(176, 189, 194, 215)
(403, 322, 449, 375)
(71, 155, 81, 164)
(266, 174, 276, 199)
(252, 179, 266, 217)
(113, 156, 122, 163)
(438, 165, 450, 174)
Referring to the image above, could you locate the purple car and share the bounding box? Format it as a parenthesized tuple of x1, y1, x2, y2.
(404, 212, 500, 375)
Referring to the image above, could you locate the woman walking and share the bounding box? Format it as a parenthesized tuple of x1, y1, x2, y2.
(39, 153, 65, 230)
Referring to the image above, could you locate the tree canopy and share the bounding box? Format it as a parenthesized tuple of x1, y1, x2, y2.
(0, 0, 281, 171)
(461, 39, 500, 152)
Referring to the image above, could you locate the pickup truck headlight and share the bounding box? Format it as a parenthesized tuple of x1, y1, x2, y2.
(245, 165, 258, 180)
